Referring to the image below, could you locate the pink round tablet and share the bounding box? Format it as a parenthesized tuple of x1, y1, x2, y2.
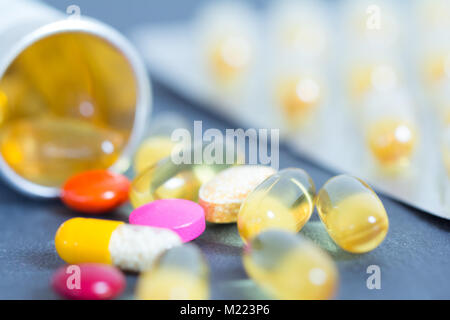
(51, 263, 125, 300)
(129, 199, 205, 242)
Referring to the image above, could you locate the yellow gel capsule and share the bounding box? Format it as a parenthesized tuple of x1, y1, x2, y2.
(136, 244, 209, 300)
(367, 118, 416, 167)
(237, 168, 315, 243)
(0, 116, 124, 186)
(134, 136, 177, 174)
(209, 35, 251, 86)
(55, 217, 181, 272)
(243, 230, 338, 300)
(130, 143, 242, 208)
(316, 175, 389, 253)
(276, 76, 321, 128)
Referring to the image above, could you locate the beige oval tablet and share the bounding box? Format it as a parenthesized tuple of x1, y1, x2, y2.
(199, 165, 276, 223)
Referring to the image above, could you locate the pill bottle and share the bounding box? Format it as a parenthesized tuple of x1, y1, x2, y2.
(0, 0, 151, 197)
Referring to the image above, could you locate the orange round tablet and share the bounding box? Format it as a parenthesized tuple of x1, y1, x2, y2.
(61, 170, 131, 214)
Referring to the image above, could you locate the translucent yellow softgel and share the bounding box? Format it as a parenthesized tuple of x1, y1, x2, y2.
(0, 32, 138, 187)
(276, 76, 321, 128)
(243, 230, 337, 300)
(237, 168, 315, 244)
(208, 35, 251, 86)
(130, 143, 241, 208)
(136, 244, 209, 300)
(133, 136, 178, 174)
(316, 175, 389, 253)
(0, 116, 124, 186)
(367, 118, 416, 168)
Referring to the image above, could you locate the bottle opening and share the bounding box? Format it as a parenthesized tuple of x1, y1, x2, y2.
(0, 31, 138, 190)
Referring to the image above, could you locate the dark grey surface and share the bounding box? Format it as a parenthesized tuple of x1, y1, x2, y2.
(0, 0, 449, 300)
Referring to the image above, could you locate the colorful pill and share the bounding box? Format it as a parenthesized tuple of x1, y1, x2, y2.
(136, 244, 209, 300)
(51, 263, 125, 300)
(237, 168, 315, 243)
(243, 230, 338, 300)
(61, 170, 130, 214)
(129, 199, 206, 242)
(316, 175, 389, 253)
(55, 217, 182, 272)
(198, 165, 276, 223)
(130, 142, 242, 208)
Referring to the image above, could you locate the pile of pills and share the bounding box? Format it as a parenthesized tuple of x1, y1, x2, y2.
(52, 139, 389, 300)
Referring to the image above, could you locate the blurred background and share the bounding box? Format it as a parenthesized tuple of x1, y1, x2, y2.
(0, 0, 449, 299)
